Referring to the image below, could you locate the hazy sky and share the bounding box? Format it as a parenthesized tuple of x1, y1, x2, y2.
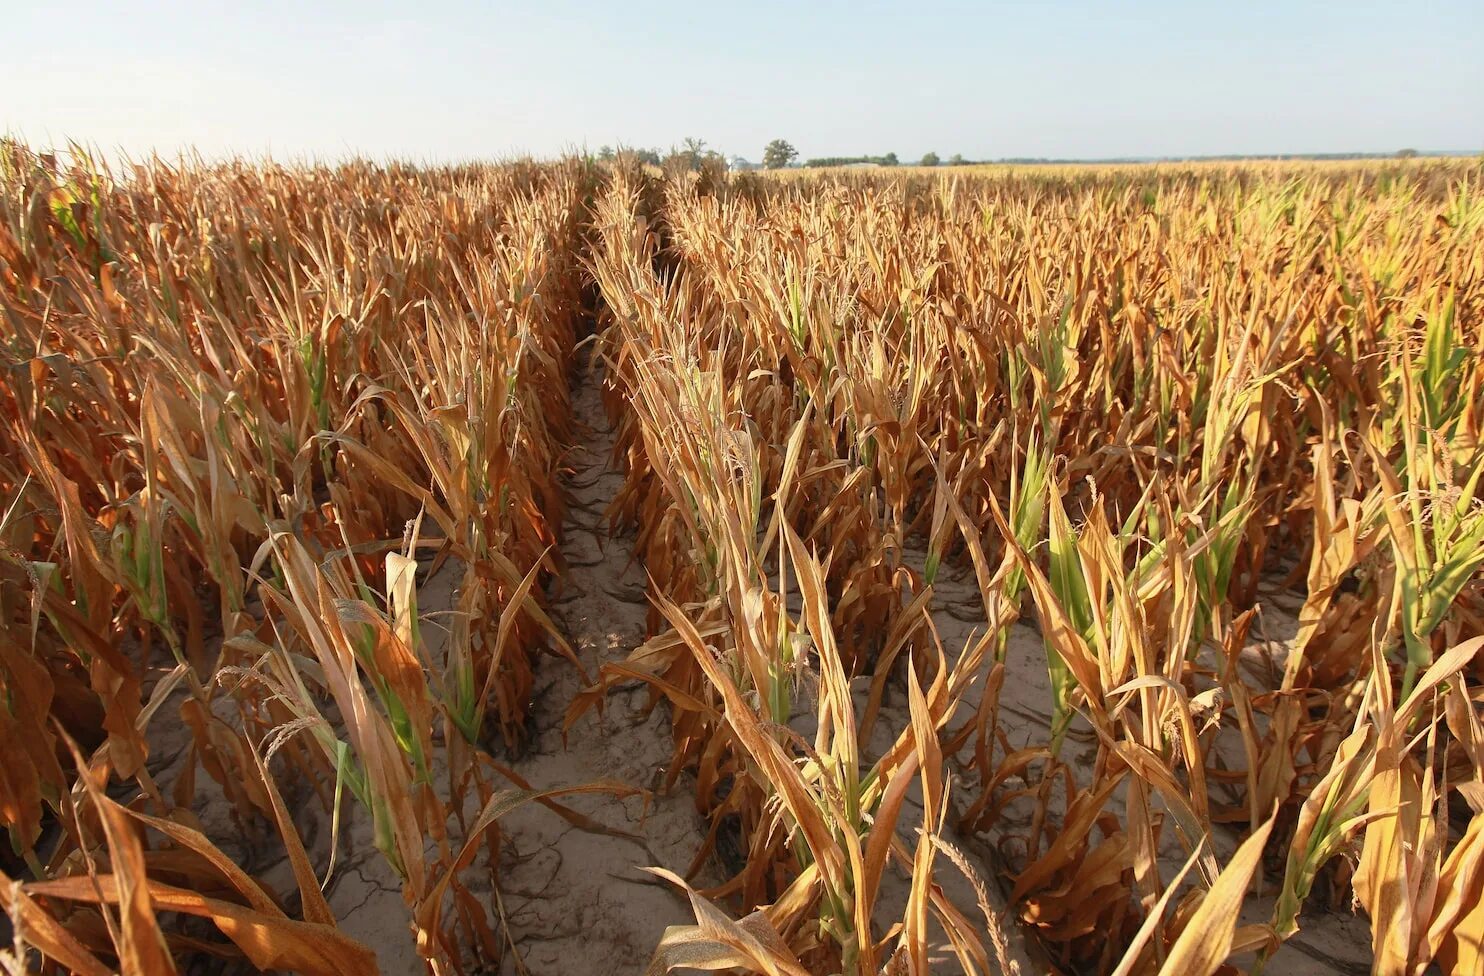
(5, 0, 1481, 163)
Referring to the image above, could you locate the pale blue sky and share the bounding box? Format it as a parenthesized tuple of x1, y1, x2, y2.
(4, 0, 1480, 163)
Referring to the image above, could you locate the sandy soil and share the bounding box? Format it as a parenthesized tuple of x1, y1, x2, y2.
(486, 348, 718, 974)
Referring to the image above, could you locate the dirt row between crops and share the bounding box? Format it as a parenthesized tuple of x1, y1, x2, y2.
(476, 344, 720, 974)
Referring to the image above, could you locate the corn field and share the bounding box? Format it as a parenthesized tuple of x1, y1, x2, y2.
(2, 142, 1483, 975)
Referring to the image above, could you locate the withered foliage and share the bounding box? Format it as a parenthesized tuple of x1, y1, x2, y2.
(3, 144, 1484, 976)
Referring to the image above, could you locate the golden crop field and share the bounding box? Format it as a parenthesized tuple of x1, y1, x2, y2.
(2, 141, 1482, 976)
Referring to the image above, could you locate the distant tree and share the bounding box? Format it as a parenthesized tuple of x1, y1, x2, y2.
(920, 151, 941, 167)
(1395, 148, 1419, 158)
(729, 155, 756, 171)
(598, 145, 616, 161)
(881, 152, 899, 166)
(679, 137, 708, 169)
(949, 153, 966, 165)
(763, 139, 799, 169)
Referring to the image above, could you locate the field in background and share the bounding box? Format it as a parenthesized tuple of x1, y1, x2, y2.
(785, 155, 1476, 179)
(2, 144, 1483, 975)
